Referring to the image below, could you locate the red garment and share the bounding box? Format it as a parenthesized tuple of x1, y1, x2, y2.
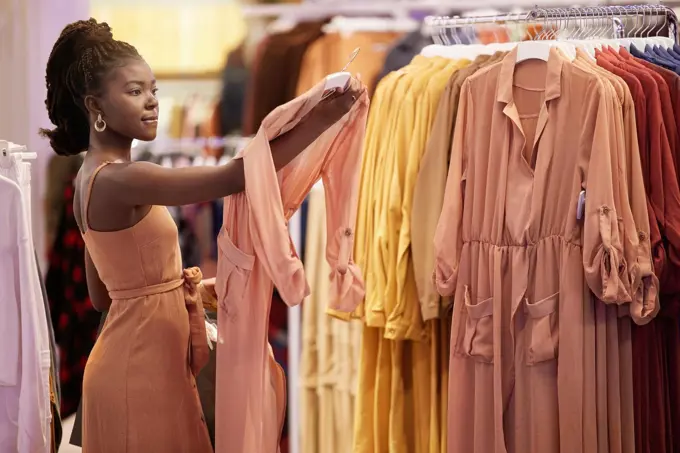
(599, 48, 680, 453)
(618, 46, 680, 453)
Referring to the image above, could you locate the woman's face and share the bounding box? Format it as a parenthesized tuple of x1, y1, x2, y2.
(96, 58, 159, 142)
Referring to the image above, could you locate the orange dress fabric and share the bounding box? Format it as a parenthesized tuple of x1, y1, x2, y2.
(215, 81, 369, 453)
(434, 48, 658, 453)
(79, 162, 213, 453)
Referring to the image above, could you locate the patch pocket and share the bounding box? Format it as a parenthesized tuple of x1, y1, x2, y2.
(524, 292, 559, 365)
(217, 233, 255, 322)
(461, 285, 494, 363)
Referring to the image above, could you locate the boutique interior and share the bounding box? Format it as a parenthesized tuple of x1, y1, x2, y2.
(4, 0, 680, 452)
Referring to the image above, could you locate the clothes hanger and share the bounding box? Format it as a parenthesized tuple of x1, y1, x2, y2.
(619, 6, 657, 52)
(484, 13, 518, 53)
(420, 15, 493, 60)
(323, 47, 360, 99)
(565, 7, 598, 58)
(516, 8, 575, 63)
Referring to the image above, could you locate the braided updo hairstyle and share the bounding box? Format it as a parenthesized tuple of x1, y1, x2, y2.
(39, 18, 142, 156)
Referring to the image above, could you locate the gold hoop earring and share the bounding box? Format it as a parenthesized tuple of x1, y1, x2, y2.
(94, 113, 107, 132)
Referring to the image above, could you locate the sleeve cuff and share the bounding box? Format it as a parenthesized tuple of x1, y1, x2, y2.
(326, 227, 366, 313)
(584, 242, 629, 303)
(277, 261, 311, 306)
(328, 262, 365, 313)
(629, 273, 659, 325)
(434, 264, 458, 297)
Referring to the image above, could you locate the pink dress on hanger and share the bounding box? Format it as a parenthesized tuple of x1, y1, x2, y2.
(215, 80, 369, 453)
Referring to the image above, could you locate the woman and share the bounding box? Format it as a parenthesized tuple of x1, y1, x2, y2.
(40, 18, 361, 452)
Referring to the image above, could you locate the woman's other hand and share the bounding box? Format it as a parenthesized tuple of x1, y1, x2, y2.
(200, 278, 217, 299)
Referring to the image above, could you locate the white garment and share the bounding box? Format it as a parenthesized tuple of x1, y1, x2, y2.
(0, 154, 51, 453)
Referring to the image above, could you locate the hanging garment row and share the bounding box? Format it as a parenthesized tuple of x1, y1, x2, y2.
(0, 142, 62, 453)
(342, 5, 680, 453)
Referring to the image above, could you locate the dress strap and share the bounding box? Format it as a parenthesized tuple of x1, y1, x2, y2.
(83, 161, 112, 231)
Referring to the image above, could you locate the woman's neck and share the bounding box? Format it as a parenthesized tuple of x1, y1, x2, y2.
(88, 130, 133, 161)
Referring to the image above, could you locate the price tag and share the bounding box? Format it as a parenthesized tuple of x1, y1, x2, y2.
(577, 190, 586, 220)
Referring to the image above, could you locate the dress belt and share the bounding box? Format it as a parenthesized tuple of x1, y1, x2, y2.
(107, 267, 210, 376)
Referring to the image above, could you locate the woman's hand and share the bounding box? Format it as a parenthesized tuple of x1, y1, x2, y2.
(304, 78, 363, 129)
(201, 278, 217, 298)
(268, 77, 363, 170)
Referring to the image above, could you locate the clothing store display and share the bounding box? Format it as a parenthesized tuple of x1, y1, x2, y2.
(346, 7, 680, 449)
(25, 6, 680, 453)
(215, 79, 369, 453)
(77, 162, 212, 453)
(0, 154, 52, 453)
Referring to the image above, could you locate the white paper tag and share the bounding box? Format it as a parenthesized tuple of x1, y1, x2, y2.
(577, 190, 586, 220)
(205, 319, 218, 350)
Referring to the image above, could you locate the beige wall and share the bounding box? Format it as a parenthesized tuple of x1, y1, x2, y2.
(90, 3, 248, 76)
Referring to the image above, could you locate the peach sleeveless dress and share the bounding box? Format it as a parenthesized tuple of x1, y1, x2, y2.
(79, 162, 213, 453)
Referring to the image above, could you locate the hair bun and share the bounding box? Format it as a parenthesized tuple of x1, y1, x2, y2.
(85, 19, 114, 42)
(54, 18, 113, 55)
(39, 125, 88, 157)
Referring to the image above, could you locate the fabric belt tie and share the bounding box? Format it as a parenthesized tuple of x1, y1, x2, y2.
(108, 267, 210, 376)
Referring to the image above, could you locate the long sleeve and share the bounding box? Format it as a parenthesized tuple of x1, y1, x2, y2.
(412, 80, 457, 320)
(322, 94, 369, 314)
(433, 80, 472, 297)
(243, 130, 311, 306)
(581, 82, 631, 307)
(621, 99, 660, 324)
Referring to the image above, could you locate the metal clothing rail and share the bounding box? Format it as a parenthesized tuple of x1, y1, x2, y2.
(425, 4, 679, 44)
(131, 135, 251, 156)
(241, 0, 669, 18)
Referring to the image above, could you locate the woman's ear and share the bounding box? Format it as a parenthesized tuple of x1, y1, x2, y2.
(84, 95, 102, 120)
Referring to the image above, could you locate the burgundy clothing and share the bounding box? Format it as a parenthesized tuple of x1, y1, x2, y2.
(599, 48, 680, 453)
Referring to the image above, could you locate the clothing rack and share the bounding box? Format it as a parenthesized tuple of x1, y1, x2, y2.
(0, 140, 37, 236)
(241, 0, 669, 19)
(425, 4, 679, 44)
(131, 135, 251, 157)
(0, 140, 37, 161)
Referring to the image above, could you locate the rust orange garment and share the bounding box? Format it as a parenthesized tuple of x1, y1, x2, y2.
(79, 162, 213, 453)
(215, 80, 369, 453)
(434, 48, 658, 453)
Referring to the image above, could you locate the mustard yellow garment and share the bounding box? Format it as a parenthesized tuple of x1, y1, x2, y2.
(375, 57, 446, 330)
(352, 69, 412, 453)
(385, 58, 470, 342)
(353, 60, 427, 453)
(353, 57, 472, 453)
(369, 57, 435, 329)
(382, 58, 468, 453)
